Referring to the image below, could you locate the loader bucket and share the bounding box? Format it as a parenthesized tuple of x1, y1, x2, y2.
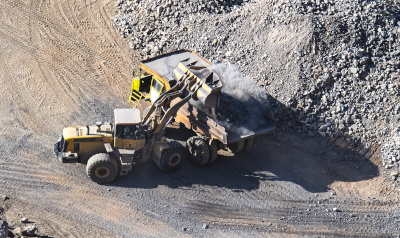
(173, 59, 223, 109)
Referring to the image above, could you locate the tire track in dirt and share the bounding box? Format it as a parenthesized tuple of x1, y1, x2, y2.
(0, 0, 186, 234)
(0, 0, 157, 236)
(0, 0, 133, 133)
(1, 0, 400, 237)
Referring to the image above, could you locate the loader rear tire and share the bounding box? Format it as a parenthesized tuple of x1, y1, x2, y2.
(158, 141, 185, 173)
(208, 140, 219, 163)
(187, 136, 209, 166)
(229, 140, 245, 153)
(86, 153, 118, 184)
(243, 137, 254, 150)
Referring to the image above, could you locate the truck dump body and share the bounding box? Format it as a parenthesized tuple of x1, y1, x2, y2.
(172, 99, 276, 145)
(140, 50, 213, 85)
(135, 50, 276, 146)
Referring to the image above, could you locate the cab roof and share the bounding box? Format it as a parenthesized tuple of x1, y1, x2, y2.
(114, 108, 141, 125)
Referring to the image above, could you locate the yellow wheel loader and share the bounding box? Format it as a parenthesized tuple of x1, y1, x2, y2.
(54, 57, 220, 184)
(54, 50, 275, 184)
(54, 108, 187, 184)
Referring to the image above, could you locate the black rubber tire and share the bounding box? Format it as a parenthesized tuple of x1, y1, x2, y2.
(158, 141, 185, 172)
(86, 153, 118, 184)
(243, 137, 254, 150)
(186, 136, 210, 166)
(208, 140, 219, 163)
(229, 140, 245, 153)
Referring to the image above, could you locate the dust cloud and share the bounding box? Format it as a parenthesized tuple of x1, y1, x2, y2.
(210, 63, 272, 134)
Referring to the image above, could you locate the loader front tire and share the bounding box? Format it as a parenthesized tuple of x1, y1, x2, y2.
(159, 141, 185, 172)
(187, 136, 209, 166)
(86, 153, 118, 184)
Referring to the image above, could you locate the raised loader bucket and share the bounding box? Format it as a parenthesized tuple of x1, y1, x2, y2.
(172, 58, 223, 109)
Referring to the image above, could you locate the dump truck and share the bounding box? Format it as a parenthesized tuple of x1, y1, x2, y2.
(54, 65, 213, 184)
(129, 50, 276, 165)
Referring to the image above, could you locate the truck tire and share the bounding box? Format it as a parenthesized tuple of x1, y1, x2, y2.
(158, 141, 185, 172)
(229, 140, 245, 153)
(86, 153, 118, 184)
(208, 140, 219, 163)
(187, 136, 209, 166)
(243, 137, 254, 150)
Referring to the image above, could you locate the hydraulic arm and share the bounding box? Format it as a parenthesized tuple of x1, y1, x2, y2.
(143, 72, 201, 138)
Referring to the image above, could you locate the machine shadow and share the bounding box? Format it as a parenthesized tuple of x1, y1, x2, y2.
(113, 97, 379, 193)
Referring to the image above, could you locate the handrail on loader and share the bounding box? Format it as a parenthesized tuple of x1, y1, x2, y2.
(129, 87, 143, 108)
(129, 67, 143, 108)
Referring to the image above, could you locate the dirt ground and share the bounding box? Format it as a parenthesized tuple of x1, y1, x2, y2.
(0, 0, 400, 237)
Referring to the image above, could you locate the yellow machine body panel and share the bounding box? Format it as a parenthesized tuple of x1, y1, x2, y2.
(61, 124, 113, 163)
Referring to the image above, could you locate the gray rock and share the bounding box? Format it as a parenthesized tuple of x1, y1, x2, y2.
(202, 223, 209, 229)
(156, 6, 163, 15)
(360, 57, 368, 65)
(318, 124, 329, 132)
(349, 67, 358, 74)
(356, 49, 365, 58)
(333, 207, 341, 212)
(12, 227, 22, 236)
(21, 217, 29, 223)
(13, 225, 37, 237)
(0, 218, 8, 238)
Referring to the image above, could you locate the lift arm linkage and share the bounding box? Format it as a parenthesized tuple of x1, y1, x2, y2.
(142, 73, 202, 138)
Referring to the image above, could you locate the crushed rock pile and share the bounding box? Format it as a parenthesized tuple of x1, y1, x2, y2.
(0, 216, 8, 238)
(113, 0, 400, 173)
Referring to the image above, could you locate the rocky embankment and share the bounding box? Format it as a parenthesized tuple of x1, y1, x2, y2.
(112, 0, 400, 176)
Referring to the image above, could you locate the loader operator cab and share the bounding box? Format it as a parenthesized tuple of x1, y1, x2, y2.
(113, 108, 146, 150)
(115, 125, 145, 140)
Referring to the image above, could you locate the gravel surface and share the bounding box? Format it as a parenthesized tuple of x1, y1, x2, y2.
(1, 0, 400, 237)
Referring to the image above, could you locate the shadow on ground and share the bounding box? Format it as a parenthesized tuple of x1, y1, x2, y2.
(112, 97, 379, 193)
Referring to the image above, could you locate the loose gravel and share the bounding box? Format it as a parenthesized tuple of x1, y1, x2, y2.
(113, 0, 400, 174)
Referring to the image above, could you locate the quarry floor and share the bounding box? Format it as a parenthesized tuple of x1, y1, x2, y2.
(0, 0, 399, 237)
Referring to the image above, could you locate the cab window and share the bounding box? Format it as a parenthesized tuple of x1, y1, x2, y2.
(115, 125, 145, 140)
(151, 77, 163, 93)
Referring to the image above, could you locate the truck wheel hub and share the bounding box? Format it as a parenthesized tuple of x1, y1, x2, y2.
(169, 154, 181, 166)
(95, 167, 110, 178)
